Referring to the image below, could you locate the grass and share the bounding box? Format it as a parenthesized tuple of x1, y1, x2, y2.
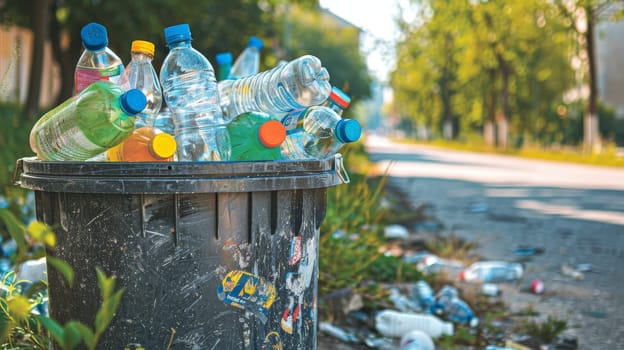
(394, 137, 624, 168)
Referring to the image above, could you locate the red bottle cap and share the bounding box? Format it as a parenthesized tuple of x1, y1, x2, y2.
(258, 120, 286, 148)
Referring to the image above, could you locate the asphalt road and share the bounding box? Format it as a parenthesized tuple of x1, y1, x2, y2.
(364, 135, 624, 350)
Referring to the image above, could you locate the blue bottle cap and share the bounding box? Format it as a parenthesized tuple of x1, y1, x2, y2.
(80, 22, 108, 51)
(215, 52, 233, 65)
(248, 36, 264, 50)
(164, 24, 191, 46)
(120, 89, 147, 115)
(336, 119, 361, 143)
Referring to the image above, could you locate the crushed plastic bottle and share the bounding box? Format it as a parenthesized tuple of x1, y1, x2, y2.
(281, 87, 360, 160)
(318, 322, 359, 343)
(410, 280, 436, 312)
(416, 254, 464, 277)
(160, 23, 227, 161)
(226, 111, 286, 161)
(432, 285, 458, 315)
(30, 81, 146, 161)
(374, 309, 453, 339)
(229, 36, 263, 79)
(74, 22, 124, 94)
(388, 287, 420, 312)
(460, 261, 524, 283)
(120, 40, 163, 128)
(218, 54, 331, 120)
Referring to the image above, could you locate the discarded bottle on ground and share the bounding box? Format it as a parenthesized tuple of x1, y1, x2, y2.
(160, 23, 227, 161)
(389, 287, 420, 312)
(432, 285, 458, 315)
(460, 261, 524, 283)
(102, 126, 176, 162)
(410, 280, 436, 313)
(215, 52, 233, 81)
(281, 87, 361, 160)
(218, 55, 331, 120)
(74, 22, 124, 94)
(374, 309, 454, 339)
(400, 330, 435, 350)
(226, 112, 286, 161)
(228, 36, 263, 79)
(30, 81, 146, 161)
(120, 40, 163, 128)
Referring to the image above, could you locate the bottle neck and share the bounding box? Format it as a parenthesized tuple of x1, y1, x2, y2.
(131, 52, 154, 62)
(328, 102, 345, 115)
(168, 40, 192, 49)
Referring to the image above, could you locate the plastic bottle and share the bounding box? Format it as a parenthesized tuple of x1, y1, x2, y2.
(120, 40, 163, 129)
(281, 86, 361, 160)
(217, 54, 331, 120)
(215, 52, 233, 81)
(432, 285, 458, 315)
(318, 322, 358, 343)
(389, 287, 420, 312)
(151, 107, 175, 135)
(229, 36, 263, 79)
(411, 280, 436, 312)
(74, 22, 124, 94)
(444, 298, 479, 327)
(160, 23, 227, 161)
(460, 261, 524, 283)
(30, 81, 146, 161)
(374, 309, 453, 339)
(103, 127, 176, 162)
(400, 330, 435, 350)
(226, 112, 286, 161)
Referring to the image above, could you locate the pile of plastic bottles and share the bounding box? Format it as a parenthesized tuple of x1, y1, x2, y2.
(29, 22, 362, 163)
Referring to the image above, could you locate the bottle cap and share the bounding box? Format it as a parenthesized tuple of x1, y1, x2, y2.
(258, 120, 286, 148)
(215, 52, 233, 65)
(164, 24, 191, 46)
(328, 86, 351, 109)
(248, 36, 264, 50)
(80, 22, 108, 51)
(131, 40, 155, 56)
(120, 89, 147, 115)
(151, 133, 177, 159)
(335, 119, 361, 143)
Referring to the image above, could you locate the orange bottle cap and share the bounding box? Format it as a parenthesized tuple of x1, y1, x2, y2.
(151, 133, 176, 159)
(131, 40, 155, 56)
(258, 120, 286, 148)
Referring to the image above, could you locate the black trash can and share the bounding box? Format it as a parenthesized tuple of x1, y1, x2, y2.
(14, 155, 348, 349)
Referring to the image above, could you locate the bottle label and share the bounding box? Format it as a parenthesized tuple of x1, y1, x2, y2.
(75, 65, 123, 93)
(281, 109, 307, 135)
(36, 125, 104, 160)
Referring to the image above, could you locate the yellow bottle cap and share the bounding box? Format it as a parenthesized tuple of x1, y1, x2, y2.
(258, 120, 286, 148)
(131, 40, 155, 56)
(151, 133, 176, 159)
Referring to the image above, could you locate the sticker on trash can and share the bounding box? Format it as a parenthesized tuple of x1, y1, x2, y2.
(289, 236, 302, 266)
(217, 270, 276, 323)
(262, 331, 283, 350)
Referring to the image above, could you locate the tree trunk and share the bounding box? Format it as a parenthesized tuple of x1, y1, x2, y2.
(584, 5, 599, 151)
(484, 91, 496, 147)
(498, 66, 510, 149)
(24, 0, 51, 120)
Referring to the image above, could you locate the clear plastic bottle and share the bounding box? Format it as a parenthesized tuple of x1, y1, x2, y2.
(151, 107, 175, 135)
(217, 55, 331, 120)
(104, 126, 176, 162)
(432, 285, 458, 315)
(30, 81, 146, 161)
(400, 330, 435, 350)
(281, 87, 361, 160)
(120, 40, 163, 128)
(374, 309, 454, 339)
(74, 22, 124, 94)
(215, 52, 233, 81)
(444, 297, 479, 327)
(411, 280, 436, 312)
(160, 23, 227, 161)
(460, 261, 524, 283)
(229, 36, 263, 79)
(226, 112, 286, 161)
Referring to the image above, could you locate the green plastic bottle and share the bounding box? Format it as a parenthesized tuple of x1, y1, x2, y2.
(30, 81, 146, 161)
(227, 112, 286, 161)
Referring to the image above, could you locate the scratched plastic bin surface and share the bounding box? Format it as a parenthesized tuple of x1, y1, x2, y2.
(15, 156, 347, 349)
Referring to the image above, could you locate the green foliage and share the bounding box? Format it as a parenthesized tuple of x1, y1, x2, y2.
(518, 316, 569, 343)
(366, 255, 422, 283)
(0, 210, 124, 350)
(0, 103, 35, 197)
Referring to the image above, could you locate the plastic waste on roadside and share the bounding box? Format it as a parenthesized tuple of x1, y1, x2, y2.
(374, 309, 453, 339)
(561, 263, 584, 280)
(400, 329, 435, 350)
(529, 279, 544, 294)
(410, 280, 436, 312)
(30, 81, 146, 161)
(388, 287, 420, 312)
(318, 322, 359, 343)
(416, 254, 464, 278)
(384, 224, 410, 239)
(120, 40, 163, 128)
(481, 283, 501, 296)
(74, 22, 124, 94)
(460, 261, 523, 283)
